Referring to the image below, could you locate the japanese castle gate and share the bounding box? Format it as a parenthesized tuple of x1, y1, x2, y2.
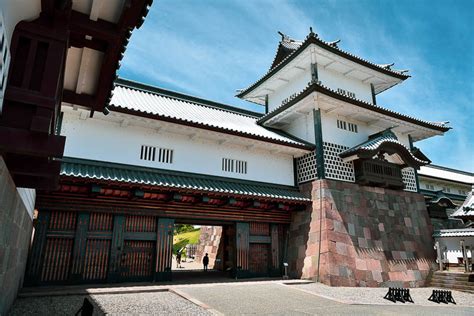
(26, 159, 307, 285)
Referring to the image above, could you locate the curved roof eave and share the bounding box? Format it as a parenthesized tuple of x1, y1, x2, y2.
(237, 32, 410, 99)
(258, 81, 450, 134)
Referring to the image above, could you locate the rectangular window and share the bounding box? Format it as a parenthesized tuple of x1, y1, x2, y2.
(222, 158, 247, 174)
(425, 184, 435, 190)
(337, 120, 358, 133)
(140, 145, 173, 164)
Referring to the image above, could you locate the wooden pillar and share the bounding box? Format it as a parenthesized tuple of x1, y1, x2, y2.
(155, 218, 174, 281)
(435, 240, 443, 271)
(236, 222, 249, 278)
(270, 224, 280, 276)
(264, 94, 269, 114)
(370, 83, 377, 105)
(70, 212, 90, 282)
(313, 109, 325, 179)
(408, 134, 421, 192)
(108, 215, 125, 282)
(25, 211, 50, 286)
(461, 240, 468, 272)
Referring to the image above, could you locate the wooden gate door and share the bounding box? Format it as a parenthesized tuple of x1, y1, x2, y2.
(26, 211, 76, 285)
(234, 222, 284, 278)
(155, 218, 174, 281)
(26, 211, 163, 285)
(119, 215, 157, 282)
(26, 211, 113, 285)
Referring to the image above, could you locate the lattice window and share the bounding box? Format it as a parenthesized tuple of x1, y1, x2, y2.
(296, 151, 317, 183)
(337, 119, 358, 133)
(222, 158, 247, 174)
(140, 145, 173, 164)
(323, 142, 355, 182)
(402, 167, 417, 192)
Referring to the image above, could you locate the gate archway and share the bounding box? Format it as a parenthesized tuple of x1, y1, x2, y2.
(26, 158, 308, 285)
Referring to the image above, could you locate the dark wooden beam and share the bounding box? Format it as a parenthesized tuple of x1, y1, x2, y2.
(118, 0, 151, 30)
(69, 33, 108, 51)
(93, 41, 121, 112)
(63, 90, 96, 107)
(0, 126, 65, 157)
(69, 11, 119, 41)
(13, 174, 59, 190)
(6, 156, 61, 177)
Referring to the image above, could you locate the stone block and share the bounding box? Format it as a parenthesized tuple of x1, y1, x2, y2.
(335, 242, 348, 256)
(372, 270, 383, 283)
(355, 258, 367, 270)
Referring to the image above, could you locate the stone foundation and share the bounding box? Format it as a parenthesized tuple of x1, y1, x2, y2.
(196, 226, 222, 269)
(289, 179, 436, 287)
(0, 157, 34, 315)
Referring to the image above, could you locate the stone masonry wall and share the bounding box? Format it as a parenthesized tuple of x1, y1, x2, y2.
(196, 226, 222, 269)
(289, 179, 436, 287)
(0, 157, 34, 315)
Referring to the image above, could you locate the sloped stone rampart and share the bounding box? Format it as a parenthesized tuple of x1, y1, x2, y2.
(0, 157, 34, 315)
(289, 179, 436, 287)
(195, 226, 222, 269)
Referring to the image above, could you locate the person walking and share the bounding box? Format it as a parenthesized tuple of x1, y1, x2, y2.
(203, 253, 209, 271)
(176, 251, 182, 268)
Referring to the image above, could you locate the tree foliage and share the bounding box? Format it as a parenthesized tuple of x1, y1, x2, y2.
(174, 224, 196, 234)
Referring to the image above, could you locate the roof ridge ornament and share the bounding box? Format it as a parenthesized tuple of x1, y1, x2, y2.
(277, 31, 290, 42)
(378, 63, 395, 70)
(328, 39, 341, 48)
(308, 27, 318, 38)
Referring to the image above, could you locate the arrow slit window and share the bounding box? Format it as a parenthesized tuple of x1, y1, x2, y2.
(337, 119, 358, 133)
(140, 145, 173, 164)
(222, 158, 247, 174)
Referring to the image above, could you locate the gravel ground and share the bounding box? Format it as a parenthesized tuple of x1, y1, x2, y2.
(9, 291, 210, 315)
(292, 282, 474, 307)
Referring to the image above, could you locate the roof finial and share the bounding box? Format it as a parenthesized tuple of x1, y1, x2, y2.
(277, 31, 290, 42)
(308, 26, 318, 38)
(328, 39, 341, 48)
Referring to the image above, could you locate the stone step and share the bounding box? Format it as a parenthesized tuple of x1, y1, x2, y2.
(428, 282, 474, 293)
(430, 276, 472, 283)
(430, 281, 474, 287)
(431, 278, 474, 285)
(431, 274, 472, 281)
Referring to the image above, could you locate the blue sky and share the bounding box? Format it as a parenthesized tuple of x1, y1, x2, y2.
(119, 0, 474, 172)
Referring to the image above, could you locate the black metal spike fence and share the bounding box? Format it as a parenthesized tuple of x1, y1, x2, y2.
(383, 287, 414, 303)
(428, 290, 456, 304)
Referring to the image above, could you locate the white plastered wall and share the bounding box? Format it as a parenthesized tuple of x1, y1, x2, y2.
(317, 66, 373, 103)
(436, 236, 474, 264)
(267, 68, 311, 112)
(17, 188, 36, 219)
(283, 113, 315, 144)
(61, 110, 296, 186)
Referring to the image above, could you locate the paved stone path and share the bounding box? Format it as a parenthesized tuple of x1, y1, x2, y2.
(10, 280, 474, 315)
(178, 283, 474, 315)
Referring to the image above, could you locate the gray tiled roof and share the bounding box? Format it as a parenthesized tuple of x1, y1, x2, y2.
(338, 129, 430, 166)
(237, 31, 410, 99)
(109, 79, 314, 150)
(452, 189, 474, 219)
(433, 228, 474, 237)
(258, 80, 450, 133)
